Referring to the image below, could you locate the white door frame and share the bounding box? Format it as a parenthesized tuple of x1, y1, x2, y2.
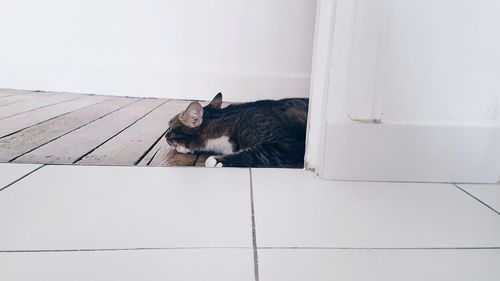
(305, 0, 500, 183)
(304, 0, 338, 176)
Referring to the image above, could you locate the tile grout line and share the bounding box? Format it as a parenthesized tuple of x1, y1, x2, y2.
(8, 98, 143, 162)
(73, 99, 170, 164)
(257, 246, 500, 250)
(4, 162, 198, 168)
(0, 246, 253, 253)
(249, 168, 260, 281)
(2, 245, 498, 254)
(0, 165, 46, 192)
(317, 178, 491, 185)
(453, 183, 500, 215)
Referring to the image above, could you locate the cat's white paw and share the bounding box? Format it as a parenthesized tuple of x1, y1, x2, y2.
(205, 156, 223, 168)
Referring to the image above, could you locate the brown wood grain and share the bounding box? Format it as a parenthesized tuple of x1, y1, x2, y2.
(0, 93, 87, 120)
(15, 98, 163, 164)
(1, 97, 138, 162)
(0, 95, 110, 138)
(77, 99, 175, 166)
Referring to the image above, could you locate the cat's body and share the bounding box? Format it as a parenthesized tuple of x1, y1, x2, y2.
(165, 93, 308, 168)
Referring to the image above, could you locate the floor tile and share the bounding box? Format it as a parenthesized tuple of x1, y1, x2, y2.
(258, 249, 500, 281)
(0, 163, 41, 189)
(457, 183, 500, 214)
(0, 166, 252, 250)
(0, 249, 254, 281)
(252, 169, 500, 248)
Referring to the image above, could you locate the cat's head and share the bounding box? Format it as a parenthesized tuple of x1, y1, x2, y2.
(165, 93, 223, 153)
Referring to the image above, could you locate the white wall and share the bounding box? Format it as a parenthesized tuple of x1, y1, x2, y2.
(307, 0, 500, 182)
(0, 0, 316, 102)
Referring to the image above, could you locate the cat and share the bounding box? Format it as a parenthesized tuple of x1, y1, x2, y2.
(165, 93, 308, 168)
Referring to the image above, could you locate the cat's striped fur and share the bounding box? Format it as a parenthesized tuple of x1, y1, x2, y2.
(165, 93, 308, 168)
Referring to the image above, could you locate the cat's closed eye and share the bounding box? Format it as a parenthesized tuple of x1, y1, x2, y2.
(171, 135, 186, 141)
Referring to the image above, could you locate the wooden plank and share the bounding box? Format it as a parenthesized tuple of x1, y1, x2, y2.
(0, 92, 87, 120)
(76, 99, 172, 165)
(0, 89, 33, 98)
(0, 92, 55, 106)
(135, 100, 196, 166)
(15, 98, 164, 164)
(0, 92, 21, 98)
(154, 146, 198, 166)
(0, 97, 138, 162)
(136, 100, 191, 166)
(0, 88, 34, 93)
(0, 95, 110, 138)
(136, 137, 164, 166)
(76, 99, 175, 165)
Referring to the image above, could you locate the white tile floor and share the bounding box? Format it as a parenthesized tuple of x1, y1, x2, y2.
(0, 164, 499, 281)
(0, 166, 252, 250)
(0, 163, 41, 189)
(457, 183, 500, 215)
(252, 169, 500, 248)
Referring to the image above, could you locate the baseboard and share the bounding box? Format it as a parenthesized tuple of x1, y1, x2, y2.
(322, 121, 500, 183)
(0, 69, 310, 103)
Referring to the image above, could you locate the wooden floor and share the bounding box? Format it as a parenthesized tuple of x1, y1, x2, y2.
(0, 89, 212, 167)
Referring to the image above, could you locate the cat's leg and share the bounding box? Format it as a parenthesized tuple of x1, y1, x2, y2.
(205, 141, 304, 168)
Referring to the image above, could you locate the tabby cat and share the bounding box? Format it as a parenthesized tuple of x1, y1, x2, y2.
(165, 93, 308, 168)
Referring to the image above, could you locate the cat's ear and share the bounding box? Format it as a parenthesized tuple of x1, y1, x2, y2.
(207, 92, 223, 109)
(179, 101, 204, 128)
